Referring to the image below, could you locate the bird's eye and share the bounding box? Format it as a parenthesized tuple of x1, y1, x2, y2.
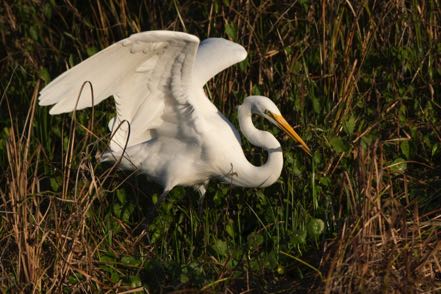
(264, 110, 271, 115)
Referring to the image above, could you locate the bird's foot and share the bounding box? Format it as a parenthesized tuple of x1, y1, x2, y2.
(197, 193, 206, 215)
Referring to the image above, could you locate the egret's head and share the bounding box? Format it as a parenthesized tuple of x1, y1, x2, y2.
(245, 95, 311, 156)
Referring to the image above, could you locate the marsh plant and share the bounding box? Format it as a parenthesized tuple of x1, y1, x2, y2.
(1, 1, 440, 292)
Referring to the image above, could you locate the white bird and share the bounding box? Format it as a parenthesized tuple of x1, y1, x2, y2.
(39, 31, 311, 201)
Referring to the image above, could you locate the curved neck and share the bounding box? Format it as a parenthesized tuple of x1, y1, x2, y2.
(230, 101, 283, 188)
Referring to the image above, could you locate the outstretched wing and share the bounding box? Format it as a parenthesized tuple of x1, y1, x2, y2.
(193, 37, 247, 87)
(39, 31, 200, 150)
(39, 31, 247, 151)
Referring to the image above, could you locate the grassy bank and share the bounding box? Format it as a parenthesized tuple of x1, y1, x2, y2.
(1, 0, 440, 292)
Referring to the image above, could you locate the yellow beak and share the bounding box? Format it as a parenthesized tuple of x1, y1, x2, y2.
(270, 112, 311, 156)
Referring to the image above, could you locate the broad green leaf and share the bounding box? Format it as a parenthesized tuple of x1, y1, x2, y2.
(344, 115, 356, 135)
(290, 229, 307, 246)
(116, 189, 126, 203)
(151, 193, 158, 204)
(389, 158, 407, 173)
(276, 264, 285, 275)
(39, 67, 51, 84)
(247, 232, 264, 249)
(99, 254, 115, 263)
(256, 191, 267, 205)
(311, 94, 321, 113)
(43, 3, 53, 18)
(180, 273, 189, 283)
(212, 239, 228, 257)
(226, 221, 235, 239)
(86, 46, 97, 57)
(50, 178, 59, 191)
(113, 203, 121, 217)
(432, 144, 438, 156)
(225, 23, 237, 40)
(122, 204, 134, 223)
(307, 218, 325, 237)
(29, 26, 39, 41)
(400, 140, 410, 159)
(329, 136, 348, 153)
(121, 256, 141, 267)
(129, 275, 142, 287)
(110, 270, 120, 283)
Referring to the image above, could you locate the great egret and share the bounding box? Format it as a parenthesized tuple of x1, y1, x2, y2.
(39, 31, 310, 200)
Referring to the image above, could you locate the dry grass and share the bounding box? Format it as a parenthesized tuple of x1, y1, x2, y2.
(319, 141, 441, 293)
(1, 82, 147, 292)
(1, 0, 440, 292)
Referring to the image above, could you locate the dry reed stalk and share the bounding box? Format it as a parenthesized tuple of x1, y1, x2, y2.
(319, 141, 441, 293)
(0, 81, 121, 292)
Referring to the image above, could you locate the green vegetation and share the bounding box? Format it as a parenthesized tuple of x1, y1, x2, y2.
(1, 0, 440, 292)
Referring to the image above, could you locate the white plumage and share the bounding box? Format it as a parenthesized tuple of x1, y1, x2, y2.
(39, 31, 310, 198)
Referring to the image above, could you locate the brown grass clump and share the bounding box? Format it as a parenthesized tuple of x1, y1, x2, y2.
(1, 0, 440, 292)
(319, 141, 441, 293)
(0, 83, 147, 292)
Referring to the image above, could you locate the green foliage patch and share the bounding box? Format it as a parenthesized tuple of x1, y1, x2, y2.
(1, 0, 440, 292)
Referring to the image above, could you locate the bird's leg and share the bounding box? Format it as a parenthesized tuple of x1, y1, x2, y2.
(157, 189, 170, 207)
(196, 185, 207, 215)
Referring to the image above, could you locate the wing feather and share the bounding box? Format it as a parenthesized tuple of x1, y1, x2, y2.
(193, 38, 247, 87)
(39, 31, 248, 152)
(39, 31, 200, 150)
